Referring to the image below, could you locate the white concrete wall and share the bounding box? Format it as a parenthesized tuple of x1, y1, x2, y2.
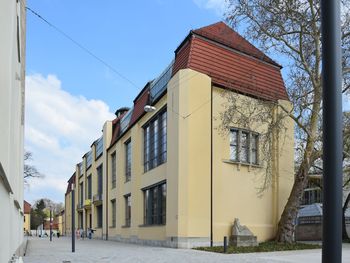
(0, 0, 26, 262)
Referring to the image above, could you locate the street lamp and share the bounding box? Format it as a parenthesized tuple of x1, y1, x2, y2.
(71, 183, 75, 253)
(321, 0, 343, 262)
(49, 206, 52, 242)
(144, 105, 156, 113)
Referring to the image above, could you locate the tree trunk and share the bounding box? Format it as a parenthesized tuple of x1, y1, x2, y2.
(275, 163, 309, 243)
(343, 191, 350, 240)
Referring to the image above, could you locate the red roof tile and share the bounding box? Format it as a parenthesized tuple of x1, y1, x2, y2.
(24, 200, 31, 214)
(173, 22, 288, 101)
(192, 22, 280, 67)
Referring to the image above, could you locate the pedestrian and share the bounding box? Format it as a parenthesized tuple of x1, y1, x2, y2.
(57, 230, 60, 238)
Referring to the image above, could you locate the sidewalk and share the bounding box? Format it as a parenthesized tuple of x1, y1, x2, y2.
(24, 236, 350, 263)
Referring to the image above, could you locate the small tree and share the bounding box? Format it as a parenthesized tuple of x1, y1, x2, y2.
(24, 150, 44, 186)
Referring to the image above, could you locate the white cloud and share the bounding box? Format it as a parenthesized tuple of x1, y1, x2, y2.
(24, 74, 115, 204)
(193, 0, 229, 15)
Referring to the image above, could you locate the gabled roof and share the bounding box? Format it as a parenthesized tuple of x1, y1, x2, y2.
(191, 22, 280, 67)
(173, 21, 289, 101)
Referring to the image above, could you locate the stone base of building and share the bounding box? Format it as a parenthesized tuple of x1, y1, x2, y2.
(108, 235, 211, 248)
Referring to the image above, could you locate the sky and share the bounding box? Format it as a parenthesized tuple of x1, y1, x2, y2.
(24, 0, 229, 204)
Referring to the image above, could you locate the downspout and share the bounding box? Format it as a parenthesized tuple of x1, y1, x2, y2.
(210, 85, 213, 247)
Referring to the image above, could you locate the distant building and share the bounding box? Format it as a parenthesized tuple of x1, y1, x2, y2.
(23, 201, 31, 234)
(0, 0, 26, 262)
(296, 203, 350, 240)
(64, 22, 294, 248)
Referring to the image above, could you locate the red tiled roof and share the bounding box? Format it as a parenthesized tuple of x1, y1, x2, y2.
(130, 87, 149, 126)
(65, 174, 75, 195)
(24, 200, 31, 214)
(109, 114, 124, 147)
(192, 22, 280, 67)
(173, 22, 288, 101)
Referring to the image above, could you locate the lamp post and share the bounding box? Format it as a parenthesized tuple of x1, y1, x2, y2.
(71, 183, 75, 253)
(49, 206, 52, 242)
(321, 0, 343, 262)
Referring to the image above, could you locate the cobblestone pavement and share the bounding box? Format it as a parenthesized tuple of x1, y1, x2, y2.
(23, 237, 350, 263)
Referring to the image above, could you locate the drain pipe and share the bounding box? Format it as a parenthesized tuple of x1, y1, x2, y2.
(210, 85, 213, 247)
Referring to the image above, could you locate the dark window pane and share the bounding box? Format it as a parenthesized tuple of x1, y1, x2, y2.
(143, 182, 166, 225)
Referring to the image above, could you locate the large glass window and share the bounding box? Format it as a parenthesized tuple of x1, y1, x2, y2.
(111, 199, 116, 227)
(124, 195, 131, 227)
(95, 137, 103, 159)
(97, 165, 103, 195)
(86, 151, 92, 169)
(79, 182, 83, 206)
(96, 205, 103, 228)
(87, 175, 92, 199)
(111, 152, 116, 189)
(230, 129, 259, 165)
(144, 110, 167, 172)
(143, 182, 166, 225)
(125, 140, 131, 182)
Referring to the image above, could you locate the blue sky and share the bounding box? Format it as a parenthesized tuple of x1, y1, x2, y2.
(24, 0, 229, 204)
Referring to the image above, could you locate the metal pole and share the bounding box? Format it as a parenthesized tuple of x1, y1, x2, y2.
(50, 208, 52, 242)
(321, 0, 343, 262)
(72, 187, 75, 253)
(223, 236, 227, 253)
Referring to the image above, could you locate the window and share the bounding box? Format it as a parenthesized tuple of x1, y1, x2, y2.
(144, 110, 167, 172)
(125, 140, 131, 182)
(86, 151, 92, 169)
(78, 162, 83, 177)
(97, 165, 103, 195)
(124, 195, 131, 227)
(302, 179, 323, 205)
(96, 205, 103, 228)
(111, 199, 116, 227)
(143, 182, 166, 225)
(111, 152, 116, 189)
(95, 137, 103, 159)
(87, 175, 92, 199)
(230, 129, 259, 165)
(79, 182, 83, 206)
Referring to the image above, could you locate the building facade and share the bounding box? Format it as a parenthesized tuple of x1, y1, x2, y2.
(0, 0, 26, 261)
(64, 22, 294, 248)
(23, 201, 31, 234)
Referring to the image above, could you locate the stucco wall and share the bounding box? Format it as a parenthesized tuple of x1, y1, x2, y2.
(0, 0, 26, 261)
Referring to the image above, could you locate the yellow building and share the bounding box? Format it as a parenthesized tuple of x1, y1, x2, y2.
(56, 210, 64, 234)
(65, 22, 294, 248)
(23, 201, 31, 234)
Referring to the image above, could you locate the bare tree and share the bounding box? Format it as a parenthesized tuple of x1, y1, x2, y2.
(24, 150, 44, 185)
(224, 0, 350, 242)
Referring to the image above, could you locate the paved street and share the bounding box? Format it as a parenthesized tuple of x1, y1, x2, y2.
(24, 237, 350, 263)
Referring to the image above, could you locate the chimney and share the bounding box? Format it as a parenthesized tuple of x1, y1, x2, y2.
(115, 107, 130, 118)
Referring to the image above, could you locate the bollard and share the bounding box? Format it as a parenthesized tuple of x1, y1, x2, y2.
(223, 236, 227, 253)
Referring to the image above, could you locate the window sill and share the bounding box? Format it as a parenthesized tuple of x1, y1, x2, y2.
(121, 225, 130, 228)
(222, 159, 262, 168)
(109, 226, 116, 229)
(139, 224, 165, 228)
